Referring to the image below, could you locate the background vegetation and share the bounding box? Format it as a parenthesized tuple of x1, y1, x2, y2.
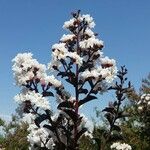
(0, 73, 149, 150)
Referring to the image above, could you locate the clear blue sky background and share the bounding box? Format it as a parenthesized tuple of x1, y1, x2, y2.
(0, 0, 149, 120)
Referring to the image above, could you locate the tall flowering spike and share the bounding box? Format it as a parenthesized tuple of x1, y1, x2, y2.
(50, 10, 117, 86)
(12, 11, 118, 150)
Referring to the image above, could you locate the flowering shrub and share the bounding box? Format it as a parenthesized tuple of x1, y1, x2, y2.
(12, 10, 131, 150)
(110, 142, 132, 150)
(93, 66, 132, 150)
(137, 94, 150, 111)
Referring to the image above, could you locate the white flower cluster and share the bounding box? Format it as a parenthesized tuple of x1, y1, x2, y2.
(44, 75, 61, 87)
(81, 57, 117, 83)
(111, 142, 132, 150)
(21, 113, 36, 124)
(28, 124, 55, 149)
(137, 93, 150, 110)
(50, 42, 83, 68)
(62, 13, 117, 84)
(52, 43, 68, 60)
(67, 52, 83, 65)
(63, 18, 76, 29)
(14, 90, 50, 110)
(12, 53, 46, 86)
(101, 56, 115, 67)
(84, 28, 95, 37)
(12, 12, 118, 149)
(49, 13, 101, 70)
(60, 34, 75, 42)
(63, 14, 95, 29)
(79, 37, 104, 49)
(63, 13, 103, 50)
(12, 52, 62, 88)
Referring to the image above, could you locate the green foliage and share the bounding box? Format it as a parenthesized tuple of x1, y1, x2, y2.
(93, 72, 150, 150)
(0, 118, 5, 126)
(0, 115, 29, 150)
(140, 73, 150, 94)
(120, 73, 150, 150)
(0, 73, 149, 149)
(79, 135, 96, 150)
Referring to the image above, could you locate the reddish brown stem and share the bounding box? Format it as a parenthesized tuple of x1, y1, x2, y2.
(74, 22, 80, 145)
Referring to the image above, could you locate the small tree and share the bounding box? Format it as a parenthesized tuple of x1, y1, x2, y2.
(93, 66, 132, 150)
(123, 73, 150, 149)
(12, 10, 120, 150)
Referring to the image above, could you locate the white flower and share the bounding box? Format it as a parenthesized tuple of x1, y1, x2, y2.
(63, 18, 76, 29)
(12, 53, 46, 86)
(27, 123, 38, 132)
(79, 37, 104, 49)
(84, 28, 95, 37)
(137, 94, 150, 110)
(100, 56, 116, 68)
(81, 69, 99, 79)
(46, 138, 55, 149)
(60, 34, 75, 42)
(67, 52, 83, 65)
(82, 14, 95, 28)
(21, 113, 36, 124)
(110, 142, 132, 150)
(52, 43, 67, 51)
(52, 43, 68, 60)
(81, 65, 117, 83)
(137, 101, 141, 105)
(145, 94, 150, 101)
(100, 67, 117, 83)
(138, 106, 143, 110)
(48, 59, 62, 71)
(51, 43, 83, 66)
(63, 14, 95, 30)
(27, 125, 55, 149)
(14, 90, 50, 110)
(44, 75, 61, 87)
(141, 93, 147, 100)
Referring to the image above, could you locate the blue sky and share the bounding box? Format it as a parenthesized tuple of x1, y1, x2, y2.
(0, 0, 150, 120)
